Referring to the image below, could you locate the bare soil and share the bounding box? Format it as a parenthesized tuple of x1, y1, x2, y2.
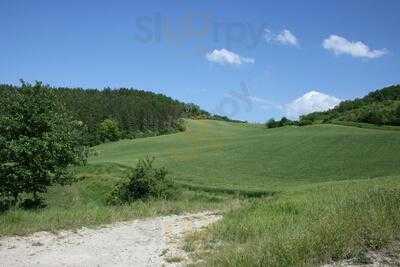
(0, 211, 222, 267)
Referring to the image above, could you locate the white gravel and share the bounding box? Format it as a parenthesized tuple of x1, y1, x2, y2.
(0, 211, 221, 267)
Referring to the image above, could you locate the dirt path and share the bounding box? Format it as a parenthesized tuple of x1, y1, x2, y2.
(0, 211, 221, 266)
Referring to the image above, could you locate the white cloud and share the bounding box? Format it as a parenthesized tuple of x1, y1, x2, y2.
(323, 35, 387, 59)
(265, 29, 298, 46)
(206, 49, 254, 65)
(275, 30, 298, 46)
(285, 91, 341, 119)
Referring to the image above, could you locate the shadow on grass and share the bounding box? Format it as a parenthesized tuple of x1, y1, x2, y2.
(176, 182, 276, 198)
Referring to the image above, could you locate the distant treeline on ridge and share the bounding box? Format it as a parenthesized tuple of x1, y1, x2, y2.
(300, 84, 400, 126)
(0, 82, 243, 145)
(266, 84, 400, 129)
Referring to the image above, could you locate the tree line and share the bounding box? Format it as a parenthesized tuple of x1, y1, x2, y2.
(299, 85, 400, 126)
(265, 85, 400, 128)
(0, 82, 240, 146)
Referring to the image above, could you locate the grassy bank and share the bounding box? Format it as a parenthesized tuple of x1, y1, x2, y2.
(0, 162, 244, 236)
(187, 177, 400, 266)
(330, 120, 400, 131)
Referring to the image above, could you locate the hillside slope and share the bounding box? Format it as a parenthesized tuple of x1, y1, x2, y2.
(91, 119, 400, 190)
(2, 119, 400, 266)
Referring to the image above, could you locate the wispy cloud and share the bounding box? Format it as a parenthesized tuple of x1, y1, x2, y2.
(275, 30, 298, 46)
(323, 35, 387, 59)
(285, 91, 341, 119)
(249, 96, 283, 111)
(265, 29, 299, 46)
(206, 49, 255, 66)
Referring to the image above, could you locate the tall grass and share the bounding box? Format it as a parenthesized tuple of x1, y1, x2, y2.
(0, 163, 243, 236)
(188, 178, 400, 266)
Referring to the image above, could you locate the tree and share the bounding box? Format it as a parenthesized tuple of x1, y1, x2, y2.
(184, 103, 202, 118)
(396, 105, 400, 118)
(107, 157, 176, 204)
(299, 116, 314, 126)
(266, 117, 296, 129)
(360, 109, 386, 125)
(392, 105, 400, 125)
(0, 82, 88, 207)
(279, 117, 289, 126)
(0, 82, 240, 145)
(97, 119, 122, 142)
(266, 119, 277, 128)
(299, 85, 400, 126)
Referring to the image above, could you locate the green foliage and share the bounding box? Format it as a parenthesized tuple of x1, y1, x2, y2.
(0, 84, 242, 145)
(266, 118, 277, 128)
(184, 102, 246, 123)
(0, 82, 88, 208)
(210, 114, 246, 123)
(395, 105, 400, 125)
(0, 84, 192, 145)
(298, 116, 314, 126)
(266, 117, 297, 128)
(301, 85, 400, 126)
(97, 119, 122, 143)
(107, 157, 177, 204)
(184, 103, 207, 118)
(175, 118, 187, 132)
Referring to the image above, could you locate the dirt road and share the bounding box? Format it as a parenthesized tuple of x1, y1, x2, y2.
(0, 211, 221, 266)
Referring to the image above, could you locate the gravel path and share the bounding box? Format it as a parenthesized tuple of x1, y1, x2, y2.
(0, 211, 221, 267)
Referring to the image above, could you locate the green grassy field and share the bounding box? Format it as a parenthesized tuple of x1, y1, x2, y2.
(186, 176, 400, 266)
(1, 119, 400, 265)
(91, 120, 400, 190)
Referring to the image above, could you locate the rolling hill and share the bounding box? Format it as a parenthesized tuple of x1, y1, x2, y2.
(2, 119, 400, 265)
(90, 119, 400, 190)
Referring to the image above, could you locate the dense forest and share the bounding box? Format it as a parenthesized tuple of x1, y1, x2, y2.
(0, 82, 239, 145)
(299, 85, 400, 126)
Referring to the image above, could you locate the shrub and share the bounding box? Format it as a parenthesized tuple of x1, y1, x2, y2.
(107, 157, 177, 204)
(266, 119, 278, 128)
(97, 119, 121, 143)
(266, 117, 297, 128)
(175, 118, 187, 132)
(299, 116, 314, 126)
(0, 82, 88, 208)
(391, 105, 400, 125)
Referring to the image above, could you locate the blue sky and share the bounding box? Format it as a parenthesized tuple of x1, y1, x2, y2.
(1, 0, 399, 122)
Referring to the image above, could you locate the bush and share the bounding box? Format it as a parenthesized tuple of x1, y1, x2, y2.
(0, 82, 88, 209)
(266, 117, 297, 128)
(299, 116, 314, 126)
(0, 197, 13, 213)
(107, 157, 177, 204)
(97, 119, 121, 143)
(175, 118, 187, 132)
(393, 105, 400, 125)
(266, 119, 278, 128)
